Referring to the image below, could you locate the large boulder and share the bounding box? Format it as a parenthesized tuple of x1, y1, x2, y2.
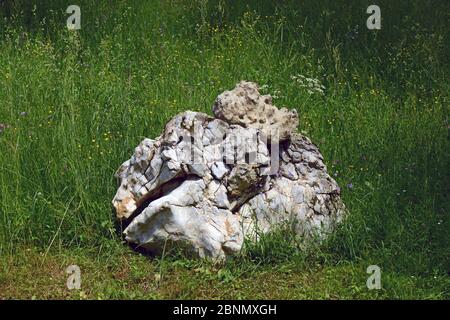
(112, 81, 345, 260)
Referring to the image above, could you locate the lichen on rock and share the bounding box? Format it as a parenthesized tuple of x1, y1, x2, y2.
(112, 81, 345, 260)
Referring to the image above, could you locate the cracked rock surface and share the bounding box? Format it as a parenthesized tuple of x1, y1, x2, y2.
(113, 81, 345, 260)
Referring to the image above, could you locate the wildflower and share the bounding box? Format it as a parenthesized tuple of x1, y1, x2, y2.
(290, 74, 325, 95)
(347, 183, 353, 189)
(272, 89, 283, 99)
(19, 111, 28, 117)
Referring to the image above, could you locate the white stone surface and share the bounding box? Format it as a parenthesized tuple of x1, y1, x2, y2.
(112, 81, 345, 260)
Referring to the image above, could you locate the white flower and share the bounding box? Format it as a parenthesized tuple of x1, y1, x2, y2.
(291, 74, 325, 95)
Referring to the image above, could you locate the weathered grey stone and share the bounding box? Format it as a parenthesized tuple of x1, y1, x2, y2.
(212, 81, 299, 141)
(211, 161, 228, 180)
(112, 82, 345, 260)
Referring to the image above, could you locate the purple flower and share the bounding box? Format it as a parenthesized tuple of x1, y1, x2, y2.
(347, 183, 353, 189)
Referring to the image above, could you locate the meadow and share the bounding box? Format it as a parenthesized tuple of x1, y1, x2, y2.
(0, 0, 448, 299)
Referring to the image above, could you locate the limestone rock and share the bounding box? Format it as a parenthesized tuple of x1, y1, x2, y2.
(212, 81, 299, 141)
(112, 81, 345, 260)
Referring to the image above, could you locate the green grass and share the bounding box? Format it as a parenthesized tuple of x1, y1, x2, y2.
(1, 245, 448, 299)
(0, 0, 449, 299)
